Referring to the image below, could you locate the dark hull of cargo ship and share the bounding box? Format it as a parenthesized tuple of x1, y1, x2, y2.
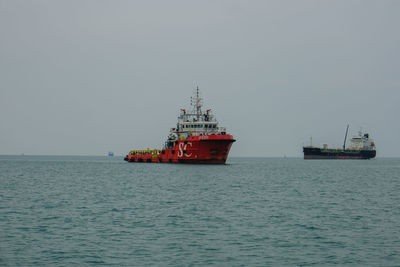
(303, 147, 376, 159)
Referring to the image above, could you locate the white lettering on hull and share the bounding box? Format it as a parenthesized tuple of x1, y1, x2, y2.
(178, 142, 193, 158)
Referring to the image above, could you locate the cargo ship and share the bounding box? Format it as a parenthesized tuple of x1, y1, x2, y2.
(124, 87, 235, 164)
(303, 125, 376, 159)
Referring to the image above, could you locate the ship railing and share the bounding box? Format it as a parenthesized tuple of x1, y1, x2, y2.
(218, 127, 227, 135)
(179, 129, 230, 137)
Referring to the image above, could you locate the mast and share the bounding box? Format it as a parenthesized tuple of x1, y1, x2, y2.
(190, 86, 203, 120)
(343, 124, 349, 150)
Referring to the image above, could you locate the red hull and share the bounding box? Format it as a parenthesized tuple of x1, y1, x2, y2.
(124, 134, 235, 164)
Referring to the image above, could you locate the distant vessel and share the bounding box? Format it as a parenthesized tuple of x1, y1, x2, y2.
(303, 125, 376, 159)
(108, 152, 114, 157)
(124, 87, 235, 164)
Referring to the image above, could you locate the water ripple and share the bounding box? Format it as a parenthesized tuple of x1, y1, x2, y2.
(1, 156, 400, 266)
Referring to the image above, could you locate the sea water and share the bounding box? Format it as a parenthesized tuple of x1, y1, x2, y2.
(1, 156, 399, 266)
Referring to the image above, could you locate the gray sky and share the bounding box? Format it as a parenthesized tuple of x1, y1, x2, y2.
(1, 0, 399, 157)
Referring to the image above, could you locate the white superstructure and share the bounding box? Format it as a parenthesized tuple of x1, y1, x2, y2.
(171, 87, 227, 139)
(349, 130, 376, 151)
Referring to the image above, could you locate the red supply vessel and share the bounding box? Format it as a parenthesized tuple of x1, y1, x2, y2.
(124, 87, 235, 164)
